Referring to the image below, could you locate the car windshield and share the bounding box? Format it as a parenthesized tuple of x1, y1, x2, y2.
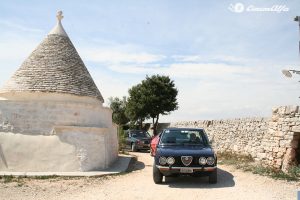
(160, 129, 208, 146)
(131, 131, 150, 138)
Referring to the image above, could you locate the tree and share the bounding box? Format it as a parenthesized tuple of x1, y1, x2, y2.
(125, 84, 149, 129)
(142, 75, 178, 135)
(126, 75, 178, 135)
(108, 96, 129, 126)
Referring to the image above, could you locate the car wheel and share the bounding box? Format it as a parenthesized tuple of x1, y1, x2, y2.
(153, 162, 163, 184)
(209, 168, 217, 184)
(131, 143, 137, 152)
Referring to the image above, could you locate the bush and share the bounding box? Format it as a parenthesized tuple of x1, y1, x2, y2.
(118, 126, 125, 151)
(288, 166, 300, 178)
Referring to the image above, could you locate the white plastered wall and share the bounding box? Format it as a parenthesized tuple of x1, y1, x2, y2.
(0, 92, 118, 172)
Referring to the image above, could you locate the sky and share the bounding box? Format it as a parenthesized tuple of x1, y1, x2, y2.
(0, 0, 300, 122)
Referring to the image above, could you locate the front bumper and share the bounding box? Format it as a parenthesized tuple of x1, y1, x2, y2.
(157, 165, 216, 172)
(156, 165, 216, 176)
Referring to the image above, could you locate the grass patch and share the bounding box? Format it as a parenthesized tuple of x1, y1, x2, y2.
(0, 175, 60, 184)
(2, 175, 13, 183)
(218, 151, 299, 182)
(0, 175, 27, 186)
(32, 175, 59, 180)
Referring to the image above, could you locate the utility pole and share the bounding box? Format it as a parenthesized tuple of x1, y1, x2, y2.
(282, 16, 300, 78)
(295, 16, 300, 56)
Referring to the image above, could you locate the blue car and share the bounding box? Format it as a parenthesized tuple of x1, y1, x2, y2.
(124, 130, 151, 152)
(153, 128, 217, 184)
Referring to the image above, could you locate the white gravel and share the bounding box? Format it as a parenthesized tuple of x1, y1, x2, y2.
(0, 152, 299, 200)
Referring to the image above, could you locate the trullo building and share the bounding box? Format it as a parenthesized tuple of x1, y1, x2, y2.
(0, 11, 118, 172)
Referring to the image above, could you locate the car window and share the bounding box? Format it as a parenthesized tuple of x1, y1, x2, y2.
(131, 131, 150, 138)
(160, 129, 207, 146)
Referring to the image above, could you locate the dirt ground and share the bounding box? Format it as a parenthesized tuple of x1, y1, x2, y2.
(0, 152, 299, 200)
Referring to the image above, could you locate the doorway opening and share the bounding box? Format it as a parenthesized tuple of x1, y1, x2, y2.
(296, 133, 300, 166)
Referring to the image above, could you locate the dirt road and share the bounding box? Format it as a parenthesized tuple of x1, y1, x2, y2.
(0, 152, 299, 200)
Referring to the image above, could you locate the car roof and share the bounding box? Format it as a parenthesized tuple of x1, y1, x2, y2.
(164, 127, 204, 131)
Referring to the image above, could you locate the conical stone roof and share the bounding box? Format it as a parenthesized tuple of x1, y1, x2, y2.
(0, 11, 104, 102)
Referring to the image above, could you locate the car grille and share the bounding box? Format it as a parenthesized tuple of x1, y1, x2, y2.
(172, 156, 210, 167)
(143, 140, 149, 144)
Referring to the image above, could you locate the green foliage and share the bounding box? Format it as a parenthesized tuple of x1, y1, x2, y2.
(117, 126, 126, 151)
(108, 96, 129, 125)
(142, 75, 178, 118)
(288, 166, 300, 178)
(125, 84, 148, 128)
(126, 75, 178, 134)
(2, 175, 13, 183)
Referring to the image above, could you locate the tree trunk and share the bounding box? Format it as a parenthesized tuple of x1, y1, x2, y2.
(139, 118, 143, 130)
(153, 114, 159, 135)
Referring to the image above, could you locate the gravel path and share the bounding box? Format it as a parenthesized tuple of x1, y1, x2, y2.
(0, 152, 299, 200)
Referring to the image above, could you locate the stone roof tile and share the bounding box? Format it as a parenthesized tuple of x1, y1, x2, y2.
(0, 12, 104, 102)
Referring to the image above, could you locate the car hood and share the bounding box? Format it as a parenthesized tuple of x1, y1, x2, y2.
(157, 145, 214, 157)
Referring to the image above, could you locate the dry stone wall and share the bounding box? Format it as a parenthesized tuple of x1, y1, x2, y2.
(171, 106, 300, 171)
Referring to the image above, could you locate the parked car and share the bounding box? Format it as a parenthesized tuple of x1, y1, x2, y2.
(124, 130, 151, 152)
(153, 128, 217, 184)
(150, 133, 161, 156)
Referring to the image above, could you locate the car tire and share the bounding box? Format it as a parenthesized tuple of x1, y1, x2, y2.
(153, 162, 163, 184)
(209, 168, 217, 184)
(131, 143, 137, 152)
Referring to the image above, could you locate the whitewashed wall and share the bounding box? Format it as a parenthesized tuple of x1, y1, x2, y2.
(0, 93, 118, 172)
(0, 100, 112, 135)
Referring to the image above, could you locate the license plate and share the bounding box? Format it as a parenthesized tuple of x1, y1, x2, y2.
(180, 168, 193, 173)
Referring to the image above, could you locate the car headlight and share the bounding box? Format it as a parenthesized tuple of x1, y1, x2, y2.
(159, 156, 167, 165)
(206, 157, 215, 165)
(199, 157, 206, 165)
(166, 157, 175, 165)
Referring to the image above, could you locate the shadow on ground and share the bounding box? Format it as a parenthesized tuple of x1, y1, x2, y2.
(165, 168, 235, 189)
(126, 157, 145, 172)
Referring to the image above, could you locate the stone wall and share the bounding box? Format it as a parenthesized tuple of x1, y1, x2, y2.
(171, 106, 300, 171)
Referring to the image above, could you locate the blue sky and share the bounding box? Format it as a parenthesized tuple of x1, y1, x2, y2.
(0, 0, 300, 121)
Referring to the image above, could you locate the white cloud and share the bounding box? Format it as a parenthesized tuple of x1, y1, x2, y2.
(163, 63, 252, 79)
(0, 19, 43, 33)
(108, 64, 151, 74)
(105, 62, 253, 80)
(99, 59, 300, 122)
(82, 48, 165, 64)
(172, 55, 251, 63)
(80, 44, 165, 64)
